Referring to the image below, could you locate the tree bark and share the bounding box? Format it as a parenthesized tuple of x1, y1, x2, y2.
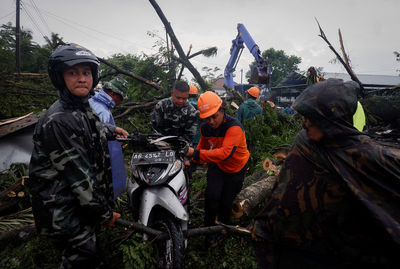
(232, 176, 278, 218)
(148, 0, 209, 91)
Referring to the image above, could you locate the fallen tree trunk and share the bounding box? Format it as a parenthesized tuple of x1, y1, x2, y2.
(149, 0, 209, 91)
(232, 176, 278, 218)
(242, 169, 268, 188)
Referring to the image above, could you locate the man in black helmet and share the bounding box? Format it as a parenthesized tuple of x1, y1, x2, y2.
(27, 43, 128, 268)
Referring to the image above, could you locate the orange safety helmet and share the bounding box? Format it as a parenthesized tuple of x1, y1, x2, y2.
(247, 86, 260, 98)
(197, 91, 223, 119)
(189, 85, 198, 95)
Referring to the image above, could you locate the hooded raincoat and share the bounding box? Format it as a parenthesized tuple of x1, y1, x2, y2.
(252, 79, 400, 268)
(236, 98, 263, 124)
(28, 85, 115, 237)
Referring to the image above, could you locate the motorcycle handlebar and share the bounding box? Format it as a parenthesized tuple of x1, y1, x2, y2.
(117, 134, 189, 155)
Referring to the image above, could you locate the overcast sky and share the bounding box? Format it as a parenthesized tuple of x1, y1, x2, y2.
(2, 0, 399, 82)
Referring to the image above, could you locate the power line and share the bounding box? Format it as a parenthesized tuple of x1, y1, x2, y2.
(22, 2, 157, 54)
(29, 0, 52, 34)
(35, 10, 125, 50)
(0, 11, 15, 21)
(20, 1, 45, 38)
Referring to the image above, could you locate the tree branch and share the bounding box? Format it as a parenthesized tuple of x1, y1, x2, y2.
(177, 44, 192, 80)
(98, 57, 168, 94)
(98, 71, 119, 81)
(315, 18, 365, 96)
(148, 0, 209, 91)
(187, 47, 218, 59)
(114, 98, 164, 119)
(115, 218, 251, 242)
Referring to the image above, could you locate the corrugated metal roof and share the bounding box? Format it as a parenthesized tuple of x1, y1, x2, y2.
(324, 73, 400, 86)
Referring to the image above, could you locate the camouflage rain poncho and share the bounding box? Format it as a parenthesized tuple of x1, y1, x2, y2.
(252, 79, 400, 267)
(28, 85, 115, 237)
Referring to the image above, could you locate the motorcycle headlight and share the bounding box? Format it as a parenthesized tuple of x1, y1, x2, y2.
(168, 160, 182, 176)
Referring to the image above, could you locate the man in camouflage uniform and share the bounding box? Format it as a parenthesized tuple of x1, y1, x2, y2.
(89, 76, 129, 199)
(27, 43, 128, 269)
(251, 79, 400, 268)
(151, 80, 198, 143)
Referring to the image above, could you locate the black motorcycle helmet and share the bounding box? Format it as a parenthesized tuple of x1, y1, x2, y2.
(48, 43, 100, 90)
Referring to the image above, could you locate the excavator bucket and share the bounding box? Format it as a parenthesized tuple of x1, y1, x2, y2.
(249, 66, 270, 85)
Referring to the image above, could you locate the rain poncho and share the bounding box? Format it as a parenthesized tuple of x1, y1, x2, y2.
(28, 84, 115, 236)
(89, 89, 126, 199)
(236, 98, 263, 124)
(252, 79, 400, 268)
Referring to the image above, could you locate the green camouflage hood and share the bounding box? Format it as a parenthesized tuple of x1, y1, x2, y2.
(252, 78, 400, 266)
(103, 76, 128, 99)
(293, 78, 360, 139)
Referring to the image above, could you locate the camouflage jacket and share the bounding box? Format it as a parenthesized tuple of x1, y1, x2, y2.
(28, 92, 115, 236)
(188, 98, 201, 145)
(252, 79, 400, 266)
(151, 97, 198, 143)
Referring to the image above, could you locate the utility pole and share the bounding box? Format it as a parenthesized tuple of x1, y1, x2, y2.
(16, 0, 21, 74)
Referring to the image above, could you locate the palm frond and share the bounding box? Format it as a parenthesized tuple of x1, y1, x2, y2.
(0, 207, 34, 232)
(201, 47, 218, 57)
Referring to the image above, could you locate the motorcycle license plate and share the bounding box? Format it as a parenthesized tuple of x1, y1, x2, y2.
(131, 150, 175, 165)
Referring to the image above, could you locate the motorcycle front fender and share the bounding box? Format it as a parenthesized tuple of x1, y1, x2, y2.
(140, 187, 189, 226)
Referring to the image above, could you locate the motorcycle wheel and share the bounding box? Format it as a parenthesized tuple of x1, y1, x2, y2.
(151, 213, 185, 269)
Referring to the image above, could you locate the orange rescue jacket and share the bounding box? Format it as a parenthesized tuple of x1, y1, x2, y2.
(192, 115, 249, 173)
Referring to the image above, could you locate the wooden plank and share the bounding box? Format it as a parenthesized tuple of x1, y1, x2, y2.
(0, 112, 33, 126)
(0, 113, 39, 138)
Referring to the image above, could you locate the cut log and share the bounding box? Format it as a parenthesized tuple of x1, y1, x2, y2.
(262, 158, 280, 176)
(232, 176, 278, 218)
(273, 152, 287, 160)
(0, 178, 29, 216)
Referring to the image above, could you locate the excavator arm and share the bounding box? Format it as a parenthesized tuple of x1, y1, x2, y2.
(224, 24, 270, 89)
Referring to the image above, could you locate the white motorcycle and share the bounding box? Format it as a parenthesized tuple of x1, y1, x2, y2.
(119, 134, 189, 269)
